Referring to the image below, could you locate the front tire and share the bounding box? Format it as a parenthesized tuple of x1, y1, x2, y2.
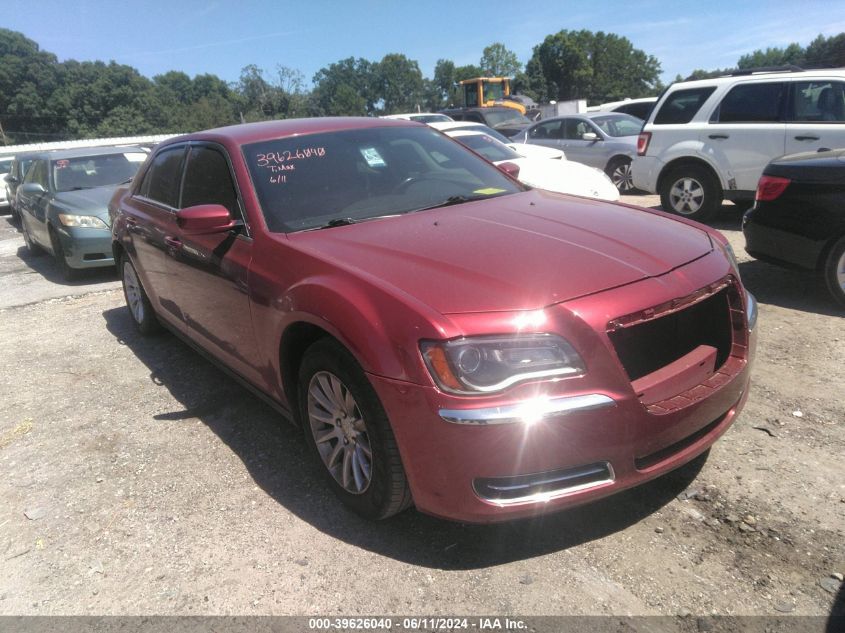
(21, 218, 44, 255)
(606, 156, 635, 193)
(660, 164, 722, 222)
(823, 235, 845, 307)
(49, 227, 77, 280)
(121, 255, 161, 335)
(298, 338, 412, 520)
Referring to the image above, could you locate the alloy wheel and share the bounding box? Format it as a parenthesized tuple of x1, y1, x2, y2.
(611, 162, 634, 192)
(123, 261, 145, 324)
(307, 371, 373, 494)
(669, 177, 705, 215)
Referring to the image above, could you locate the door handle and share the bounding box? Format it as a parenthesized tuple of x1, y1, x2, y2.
(708, 134, 729, 140)
(794, 135, 820, 141)
(164, 236, 182, 250)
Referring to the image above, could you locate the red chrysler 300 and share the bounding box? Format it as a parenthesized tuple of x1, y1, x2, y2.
(110, 118, 757, 523)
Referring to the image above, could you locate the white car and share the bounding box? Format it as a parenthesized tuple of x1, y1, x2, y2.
(633, 67, 845, 221)
(587, 97, 657, 120)
(382, 113, 454, 123)
(444, 129, 619, 201)
(430, 121, 566, 161)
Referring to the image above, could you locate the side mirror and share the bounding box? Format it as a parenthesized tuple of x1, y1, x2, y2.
(176, 204, 237, 235)
(497, 161, 521, 179)
(3, 175, 17, 184)
(582, 132, 599, 142)
(19, 183, 46, 196)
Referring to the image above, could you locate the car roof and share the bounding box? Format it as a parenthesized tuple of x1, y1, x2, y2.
(382, 113, 447, 119)
(667, 68, 845, 90)
(26, 146, 147, 161)
(428, 121, 486, 131)
(161, 117, 419, 149)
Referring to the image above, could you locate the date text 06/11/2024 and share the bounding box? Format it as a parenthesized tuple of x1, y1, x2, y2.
(307, 617, 528, 630)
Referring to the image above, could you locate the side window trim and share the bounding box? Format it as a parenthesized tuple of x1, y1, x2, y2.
(183, 141, 251, 239)
(132, 143, 188, 212)
(709, 81, 787, 124)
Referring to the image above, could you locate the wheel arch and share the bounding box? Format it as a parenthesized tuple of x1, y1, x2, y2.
(278, 321, 337, 426)
(657, 157, 725, 196)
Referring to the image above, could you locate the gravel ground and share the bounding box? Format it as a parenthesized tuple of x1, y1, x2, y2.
(0, 196, 842, 619)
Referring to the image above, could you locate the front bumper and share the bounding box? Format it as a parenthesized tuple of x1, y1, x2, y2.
(55, 226, 115, 269)
(371, 253, 757, 524)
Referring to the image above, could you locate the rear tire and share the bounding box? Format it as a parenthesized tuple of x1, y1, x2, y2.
(121, 255, 161, 335)
(660, 164, 722, 222)
(298, 338, 412, 520)
(823, 235, 845, 307)
(606, 156, 635, 193)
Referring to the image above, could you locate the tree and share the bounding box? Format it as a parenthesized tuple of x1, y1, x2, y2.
(312, 57, 376, 116)
(479, 43, 521, 77)
(737, 43, 804, 69)
(527, 30, 662, 103)
(374, 53, 425, 114)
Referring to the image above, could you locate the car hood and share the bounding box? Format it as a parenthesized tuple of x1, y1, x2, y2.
(502, 157, 619, 202)
(290, 189, 713, 314)
(52, 186, 117, 217)
(507, 143, 565, 160)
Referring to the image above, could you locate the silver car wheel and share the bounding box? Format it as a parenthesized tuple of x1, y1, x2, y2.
(611, 162, 634, 192)
(307, 371, 372, 495)
(836, 250, 845, 293)
(669, 177, 705, 215)
(122, 261, 145, 324)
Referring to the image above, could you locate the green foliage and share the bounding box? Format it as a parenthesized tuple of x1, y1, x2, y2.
(374, 53, 425, 114)
(527, 29, 662, 103)
(480, 43, 521, 77)
(4, 26, 845, 145)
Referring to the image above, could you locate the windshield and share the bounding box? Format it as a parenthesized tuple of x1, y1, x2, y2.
(53, 151, 147, 192)
(591, 114, 643, 137)
(243, 126, 523, 233)
(485, 110, 531, 127)
(450, 133, 521, 163)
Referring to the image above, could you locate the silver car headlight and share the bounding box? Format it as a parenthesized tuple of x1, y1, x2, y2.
(421, 334, 585, 395)
(58, 214, 109, 229)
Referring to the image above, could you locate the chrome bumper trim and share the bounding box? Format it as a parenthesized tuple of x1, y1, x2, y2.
(746, 291, 758, 331)
(439, 393, 616, 425)
(475, 462, 616, 506)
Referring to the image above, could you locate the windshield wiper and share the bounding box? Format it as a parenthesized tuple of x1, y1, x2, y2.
(413, 194, 489, 212)
(314, 217, 358, 230)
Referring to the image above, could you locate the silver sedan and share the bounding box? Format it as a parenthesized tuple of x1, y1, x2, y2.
(512, 112, 642, 193)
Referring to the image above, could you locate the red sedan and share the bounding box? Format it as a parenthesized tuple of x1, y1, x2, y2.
(110, 118, 757, 523)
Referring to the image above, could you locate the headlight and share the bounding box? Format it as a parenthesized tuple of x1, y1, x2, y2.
(420, 334, 585, 395)
(58, 214, 108, 229)
(722, 240, 741, 280)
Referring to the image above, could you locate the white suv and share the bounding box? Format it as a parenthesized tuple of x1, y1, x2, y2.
(632, 68, 845, 221)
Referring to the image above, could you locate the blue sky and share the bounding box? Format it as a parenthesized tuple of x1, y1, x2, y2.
(5, 0, 845, 87)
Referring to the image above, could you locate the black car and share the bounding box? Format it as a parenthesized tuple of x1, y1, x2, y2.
(438, 107, 532, 138)
(743, 149, 845, 306)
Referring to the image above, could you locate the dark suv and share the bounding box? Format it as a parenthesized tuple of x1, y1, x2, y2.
(439, 107, 532, 138)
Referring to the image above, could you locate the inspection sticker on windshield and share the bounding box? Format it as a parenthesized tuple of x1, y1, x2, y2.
(360, 147, 386, 167)
(473, 187, 506, 195)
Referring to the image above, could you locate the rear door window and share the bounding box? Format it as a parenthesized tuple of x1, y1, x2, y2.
(789, 81, 845, 122)
(138, 146, 186, 208)
(711, 82, 786, 123)
(653, 87, 717, 124)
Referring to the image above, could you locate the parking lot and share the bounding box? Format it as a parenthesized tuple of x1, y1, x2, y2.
(0, 195, 842, 617)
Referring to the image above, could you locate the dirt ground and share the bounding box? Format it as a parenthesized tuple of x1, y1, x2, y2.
(0, 195, 842, 619)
